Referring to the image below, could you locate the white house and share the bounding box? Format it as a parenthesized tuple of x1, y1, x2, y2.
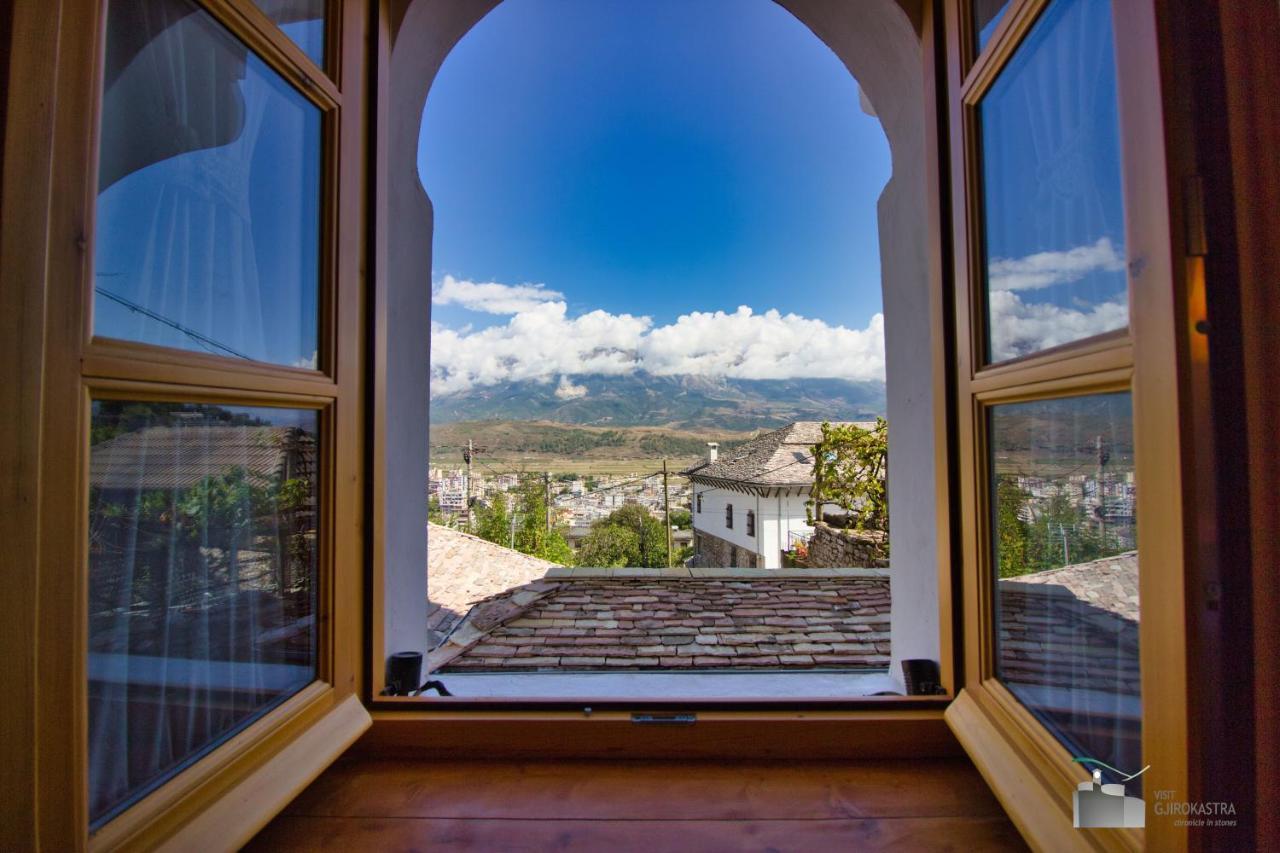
(682, 421, 875, 569)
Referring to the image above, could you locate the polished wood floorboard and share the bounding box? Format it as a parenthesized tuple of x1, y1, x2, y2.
(248, 758, 1026, 851)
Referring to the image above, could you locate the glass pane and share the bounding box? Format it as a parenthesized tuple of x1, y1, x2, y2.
(95, 0, 322, 369)
(990, 393, 1140, 791)
(973, 0, 1011, 52)
(88, 401, 318, 825)
(978, 0, 1128, 364)
(251, 0, 326, 68)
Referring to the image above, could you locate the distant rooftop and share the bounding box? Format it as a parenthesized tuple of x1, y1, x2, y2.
(427, 523, 559, 647)
(89, 424, 314, 490)
(681, 421, 876, 487)
(431, 568, 890, 673)
(998, 551, 1140, 696)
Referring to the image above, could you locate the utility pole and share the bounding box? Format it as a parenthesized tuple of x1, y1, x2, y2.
(1095, 434, 1108, 548)
(463, 439, 474, 531)
(663, 460, 673, 568)
(543, 472, 551, 537)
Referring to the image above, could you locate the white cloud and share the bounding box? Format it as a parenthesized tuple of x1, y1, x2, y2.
(433, 274, 565, 314)
(430, 300, 650, 395)
(429, 285, 886, 396)
(554, 375, 588, 400)
(988, 290, 1127, 362)
(988, 237, 1126, 293)
(639, 306, 884, 382)
(291, 350, 318, 370)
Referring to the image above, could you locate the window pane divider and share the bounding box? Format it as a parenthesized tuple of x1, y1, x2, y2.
(84, 341, 340, 400)
(86, 376, 338, 410)
(197, 0, 341, 110)
(961, 0, 1049, 102)
(970, 363, 1133, 403)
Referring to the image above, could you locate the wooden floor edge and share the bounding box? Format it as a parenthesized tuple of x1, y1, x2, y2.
(352, 707, 965, 761)
(158, 695, 371, 853)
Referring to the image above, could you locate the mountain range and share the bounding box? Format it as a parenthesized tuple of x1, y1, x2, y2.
(429, 373, 885, 431)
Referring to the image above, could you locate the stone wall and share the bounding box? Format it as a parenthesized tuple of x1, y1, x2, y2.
(807, 522, 889, 569)
(693, 530, 758, 569)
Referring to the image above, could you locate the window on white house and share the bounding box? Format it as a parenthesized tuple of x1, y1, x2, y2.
(746, 510, 755, 537)
(696, 493, 702, 513)
(726, 504, 734, 529)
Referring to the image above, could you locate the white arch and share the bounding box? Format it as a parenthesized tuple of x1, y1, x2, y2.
(381, 0, 942, 691)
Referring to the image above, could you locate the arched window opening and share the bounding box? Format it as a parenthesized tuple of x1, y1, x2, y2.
(381, 0, 947, 699)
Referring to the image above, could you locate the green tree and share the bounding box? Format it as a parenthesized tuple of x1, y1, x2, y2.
(473, 478, 575, 565)
(995, 476, 1032, 577)
(473, 494, 511, 546)
(670, 508, 692, 529)
(577, 524, 640, 568)
(576, 503, 668, 568)
(996, 480, 1122, 577)
(808, 418, 889, 534)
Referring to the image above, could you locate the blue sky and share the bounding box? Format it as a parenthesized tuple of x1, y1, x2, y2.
(419, 0, 893, 383)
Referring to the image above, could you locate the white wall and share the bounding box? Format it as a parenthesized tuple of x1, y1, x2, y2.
(693, 485, 814, 569)
(692, 485, 761, 561)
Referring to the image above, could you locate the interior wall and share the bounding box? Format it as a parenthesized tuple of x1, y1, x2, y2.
(385, 0, 938, 689)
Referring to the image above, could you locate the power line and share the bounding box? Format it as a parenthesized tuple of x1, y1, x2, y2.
(95, 285, 253, 360)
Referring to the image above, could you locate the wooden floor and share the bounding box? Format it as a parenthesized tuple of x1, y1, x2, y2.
(248, 758, 1026, 851)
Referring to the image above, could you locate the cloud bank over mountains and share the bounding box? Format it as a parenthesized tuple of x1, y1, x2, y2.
(430, 247, 1128, 395)
(430, 277, 885, 396)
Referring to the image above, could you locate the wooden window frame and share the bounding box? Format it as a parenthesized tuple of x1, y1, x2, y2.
(943, 1, 1191, 850)
(2, 0, 371, 847)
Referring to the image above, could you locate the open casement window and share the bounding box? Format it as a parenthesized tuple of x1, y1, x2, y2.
(8, 0, 370, 847)
(943, 0, 1189, 849)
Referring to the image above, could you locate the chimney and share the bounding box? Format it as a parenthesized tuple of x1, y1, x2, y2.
(707, 442, 719, 463)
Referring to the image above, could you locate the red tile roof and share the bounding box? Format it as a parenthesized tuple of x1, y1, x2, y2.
(90, 424, 313, 490)
(426, 523, 560, 646)
(997, 551, 1140, 695)
(432, 569, 890, 672)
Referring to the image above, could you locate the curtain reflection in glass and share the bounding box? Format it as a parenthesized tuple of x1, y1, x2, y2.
(251, 0, 326, 67)
(990, 394, 1140, 790)
(88, 402, 317, 826)
(95, 0, 321, 368)
(978, 0, 1128, 363)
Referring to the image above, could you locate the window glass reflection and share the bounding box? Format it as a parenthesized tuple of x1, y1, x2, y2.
(978, 0, 1127, 363)
(88, 401, 318, 826)
(95, 0, 321, 368)
(251, 0, 326, 67)
(990, 393, 1140, 790)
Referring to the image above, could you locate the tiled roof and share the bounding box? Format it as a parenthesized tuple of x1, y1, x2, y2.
(433, 569, 891, 672)
(997, 551, 1140, 695)
(681, 421, 877, 487)
(89, 424, 312, 490)
(426, 523, 558, 647)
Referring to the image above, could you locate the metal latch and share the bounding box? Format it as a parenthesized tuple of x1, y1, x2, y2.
(631, 713, 696, 725)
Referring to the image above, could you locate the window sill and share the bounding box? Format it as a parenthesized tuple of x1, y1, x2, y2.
(356, 702, 958, 762)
